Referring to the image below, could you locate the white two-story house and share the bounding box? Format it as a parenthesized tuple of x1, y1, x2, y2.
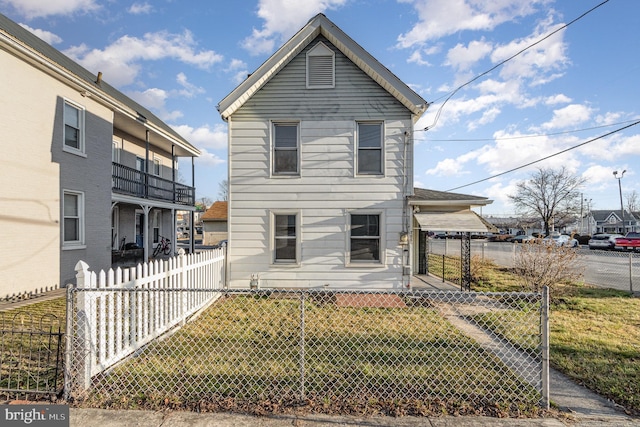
(0, 13, 200, 299)
(217, 14, 428, 289)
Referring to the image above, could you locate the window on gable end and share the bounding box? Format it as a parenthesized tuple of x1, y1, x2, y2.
(306, 42, 335, 89)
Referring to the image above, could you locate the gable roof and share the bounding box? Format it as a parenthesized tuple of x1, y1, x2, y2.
(201, 201, 228, 221)
(0, 13, 199, 157)
(217, 13, 428, 122)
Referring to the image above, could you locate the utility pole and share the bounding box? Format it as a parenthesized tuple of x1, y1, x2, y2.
(613, 170, 626, 235)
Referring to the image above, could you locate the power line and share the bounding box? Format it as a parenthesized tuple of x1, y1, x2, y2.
(421, 119, 639, 142)
(446, 119, 640, 192)
(422, 0, 611, 132)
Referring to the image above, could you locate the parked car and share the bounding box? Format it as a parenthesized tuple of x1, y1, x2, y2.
(543, 234, 579, 248)
(614, 232, 640, 251)
(588, 233, 622, 250)
(508, 235, 535, 243)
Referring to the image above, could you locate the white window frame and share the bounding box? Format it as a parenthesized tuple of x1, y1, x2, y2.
(271, 122, 300, 176)
(63, 99, 86, 156)
(270, 210, 300, 266)
(306, 41, 335, 89)
(151, 156, 161, 176)
(356, 121, 384, 176)
(62, 190, 85, 249)
(112, 139, 121, 163)
(347, 211, 384, 266)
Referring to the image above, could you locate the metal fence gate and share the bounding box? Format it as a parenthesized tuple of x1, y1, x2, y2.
(0, 311, 64, 398)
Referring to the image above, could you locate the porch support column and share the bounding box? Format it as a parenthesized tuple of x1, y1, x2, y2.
(461, 232, 471, 291)
(142, 204, 152, 261)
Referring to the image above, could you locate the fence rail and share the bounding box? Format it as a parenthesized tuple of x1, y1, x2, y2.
(65, 249, 225, 393)
(65, 288, 549, 415)
(429, 239, 638, 293)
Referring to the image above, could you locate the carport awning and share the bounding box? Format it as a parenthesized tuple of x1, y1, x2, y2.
(414, 211, 498, 233)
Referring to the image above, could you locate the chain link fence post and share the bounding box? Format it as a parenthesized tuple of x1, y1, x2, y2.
(541, 286, 550, 409)
(299, 291, 306, 400)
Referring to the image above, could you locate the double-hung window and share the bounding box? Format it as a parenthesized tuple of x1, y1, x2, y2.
(274, 213, 298, 263)
(63, 100, 85, 154)
(273, 123, 299, 175)
(63, 190, 84, 247)
(357, 122, 383, 175)
(350, 214, 380, 263)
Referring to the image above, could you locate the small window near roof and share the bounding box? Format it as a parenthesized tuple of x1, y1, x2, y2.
(306, 42, 335, 89)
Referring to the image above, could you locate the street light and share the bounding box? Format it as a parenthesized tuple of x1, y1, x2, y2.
(584, 198, 592, 235)
(613, 170, 626, 234)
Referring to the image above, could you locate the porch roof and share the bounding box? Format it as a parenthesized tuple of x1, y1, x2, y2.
(414, 211, 498, 233)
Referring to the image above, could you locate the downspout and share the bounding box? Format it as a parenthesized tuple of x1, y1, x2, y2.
(191, 156, 195, 255)
(401, 130, 411, 288)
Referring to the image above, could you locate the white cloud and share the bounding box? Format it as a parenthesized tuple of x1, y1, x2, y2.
(541, 104, 592, 130)
(544, 94, 571, 105)
(397, 0, 548, 48)
(225, 59, 249, 84)
(241, 0, 348, 55)
(128, 87, 168, 110)
(128, 2, 153, 15)
(0, 0, 99, 19)
(172, 123, 228, 151)
(176, 72, 205, 98)
(445, 39, 493, 71)
(18, 24, 62, 44)
(491, 13, 569, 82)
(195, 149, 226, 168)
(64, 31, 223, 87)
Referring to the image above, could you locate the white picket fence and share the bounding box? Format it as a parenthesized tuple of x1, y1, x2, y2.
(68, 249, 225, 390)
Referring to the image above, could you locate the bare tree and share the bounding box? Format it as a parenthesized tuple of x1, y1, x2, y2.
(218, 179, 228, 201)
(626, 190, 639, 213)
(509, 167, 586, 237)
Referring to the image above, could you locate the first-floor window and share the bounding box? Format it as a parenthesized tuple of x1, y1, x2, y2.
(350, 214, 380, 262)
(63, 190, 84, 245)
(274, 213, 297, 263)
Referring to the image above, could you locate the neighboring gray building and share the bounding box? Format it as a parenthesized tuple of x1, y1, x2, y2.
(0, 13, 200, 299)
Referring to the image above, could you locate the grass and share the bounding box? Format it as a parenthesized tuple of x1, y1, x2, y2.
(463, 257, 640, 414)
(79, 295, 540, 416)
(2, 271, 639, 416)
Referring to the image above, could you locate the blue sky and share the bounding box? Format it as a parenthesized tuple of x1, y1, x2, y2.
(2, 0, 638, 215)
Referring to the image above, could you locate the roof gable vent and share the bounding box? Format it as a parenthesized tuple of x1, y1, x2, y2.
(306, 42, 335, 89)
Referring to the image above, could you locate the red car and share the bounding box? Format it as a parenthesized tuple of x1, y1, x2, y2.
(614, 232, 640, 251)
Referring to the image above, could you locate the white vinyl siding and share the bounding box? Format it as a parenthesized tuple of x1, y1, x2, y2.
(226, 36, 414, 289)
(63, 99, 85, 155)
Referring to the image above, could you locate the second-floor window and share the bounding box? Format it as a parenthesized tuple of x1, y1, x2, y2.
(357, 122, 383, 175)
(64, 100, 85, 154)
(273, 123, 299, 175)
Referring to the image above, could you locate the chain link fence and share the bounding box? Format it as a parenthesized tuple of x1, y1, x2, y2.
(64, 288, 548, 416)
(429, 239, 638, 293)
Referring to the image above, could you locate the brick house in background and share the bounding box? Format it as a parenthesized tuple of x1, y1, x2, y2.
(202, 201, 228, 246)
